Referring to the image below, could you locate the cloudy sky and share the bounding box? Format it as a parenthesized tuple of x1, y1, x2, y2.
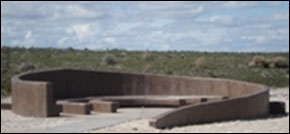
(1, 1, 289, 52)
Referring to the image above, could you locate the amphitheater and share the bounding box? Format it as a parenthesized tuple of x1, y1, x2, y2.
(8, 69, 275, 129)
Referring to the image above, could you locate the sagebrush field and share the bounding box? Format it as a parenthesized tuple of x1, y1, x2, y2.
(1, 47, 289, 96)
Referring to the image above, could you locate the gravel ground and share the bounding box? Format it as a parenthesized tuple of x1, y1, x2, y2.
(1, 88, 289, 133)
(0, 111, 83, 133)
(88, 88, 289, 133)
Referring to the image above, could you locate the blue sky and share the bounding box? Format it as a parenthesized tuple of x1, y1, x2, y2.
(1, 1, 289, 52)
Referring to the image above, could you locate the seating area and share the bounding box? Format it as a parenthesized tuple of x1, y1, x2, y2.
(11, 69, 269, 128)
(56, 95, 229, 115)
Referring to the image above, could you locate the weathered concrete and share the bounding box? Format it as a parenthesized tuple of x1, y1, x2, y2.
(150, 90, 269, 128)
(91, 100, 119, 113)
(11, 69, 270, 129)
(54, 95, 229, 115)
(21, 108, 174, 133)
(62, 102, 92, 115)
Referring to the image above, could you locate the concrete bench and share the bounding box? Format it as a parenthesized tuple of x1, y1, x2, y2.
(61, 102, 92, 115)
(90, 100, 119, 113)
(56, 95, 229, 115)
(90, 95, 228, 107)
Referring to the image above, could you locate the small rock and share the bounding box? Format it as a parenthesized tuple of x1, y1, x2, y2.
(132, 127, 138, 131)
(248, 56, 269, 68)
(270, 57, 289, 68)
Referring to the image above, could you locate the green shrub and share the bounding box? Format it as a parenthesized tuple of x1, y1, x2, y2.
(1, 47, 289, 96)
(102, 54, 117, 65)
(18, 62, 36, 72)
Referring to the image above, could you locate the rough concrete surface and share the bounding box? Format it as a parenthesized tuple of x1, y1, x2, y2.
(1, 88, 288, 133)
(1, 107, 173, 133)
(87, 88, 289, 133)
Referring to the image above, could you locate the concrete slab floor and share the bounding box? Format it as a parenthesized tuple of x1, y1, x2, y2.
(20, 107, 175, 133)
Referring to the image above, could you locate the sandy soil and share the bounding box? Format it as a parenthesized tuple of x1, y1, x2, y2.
(88, 88, 289, 133)
(1, 88, 289, 133)
(0, 111, 83, 133)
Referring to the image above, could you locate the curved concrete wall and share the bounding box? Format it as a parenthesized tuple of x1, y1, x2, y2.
(150, 88, 269, 128)
(11, 69, 269, 128)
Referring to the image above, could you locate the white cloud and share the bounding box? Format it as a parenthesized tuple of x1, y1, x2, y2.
(223, 1, 259, 9)
(222, 1, 286, 9)
(66, 24, 93, 42)
(57, 37, 69, 46)
(197, 15, 234, 25)
(110, 22, 143, 35)
(271, 12, 289, 21)
(1, 1, 47, 19)
(67, 5, 98, 18)
(1, 1, 289, 52)
(7, 31, 36, 48)
(23, 31, 36, 47)
(160, 44, 170, 51)
(25, 31, 32, 39)
(242, 36, 267, 43)
(137, 1, 205, 18)
(104, 37, 117, 44)
(52, 4, 100, 20)
(267, 1, 285, 7)
(241, 27, 289, 44)
(189, 5, 204, 14)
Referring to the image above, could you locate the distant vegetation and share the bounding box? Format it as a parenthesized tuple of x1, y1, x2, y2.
(1, 47, 289, 96)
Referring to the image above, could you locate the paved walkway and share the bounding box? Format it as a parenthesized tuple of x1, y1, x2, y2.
(22, 108, 174, 133)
